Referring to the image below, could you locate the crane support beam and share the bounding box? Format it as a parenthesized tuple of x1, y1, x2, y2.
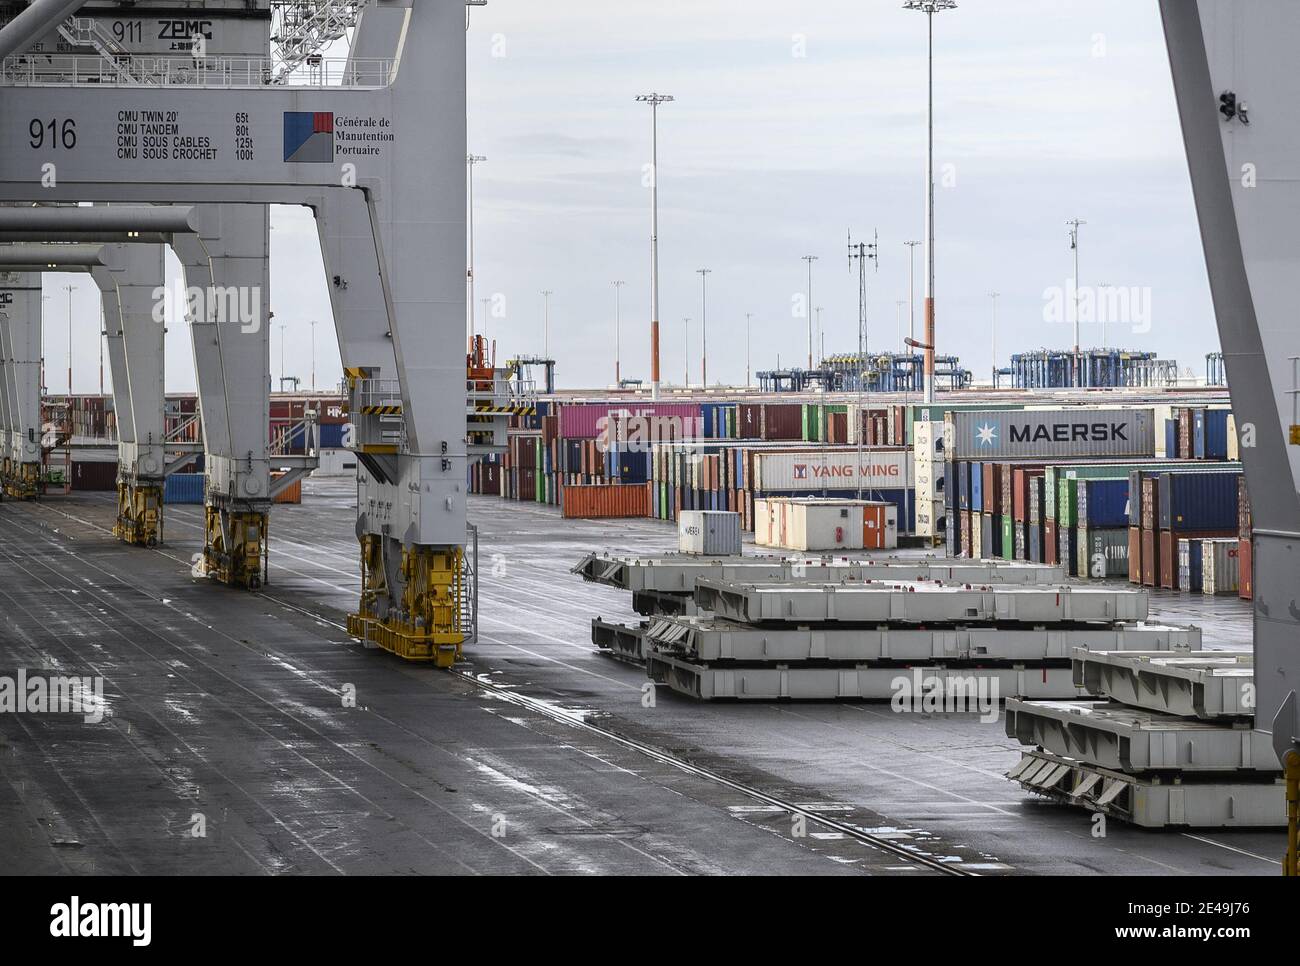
(0, 205, 196, 232)
(0, 270, 40, 498)
(0, 0, 87, 62)
(1161, 0, 1300, 749)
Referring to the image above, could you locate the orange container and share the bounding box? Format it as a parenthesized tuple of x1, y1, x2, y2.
(862, 503, 890, 549)
(271, 473, 302, 504)
(561, 483, 650, 519)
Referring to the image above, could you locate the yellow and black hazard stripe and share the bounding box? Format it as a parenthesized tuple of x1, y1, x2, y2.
(472, 403, 535, 416)
(360, 405, 403, 415)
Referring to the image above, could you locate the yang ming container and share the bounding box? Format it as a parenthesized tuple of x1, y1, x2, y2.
(950, 409, 1155, 459)
(678, 510, 742, 555)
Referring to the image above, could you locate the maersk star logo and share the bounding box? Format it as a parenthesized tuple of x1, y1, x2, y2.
(975, 422, 998, 447)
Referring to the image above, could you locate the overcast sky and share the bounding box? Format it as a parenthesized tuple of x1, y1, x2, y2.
(46, 0, 1215, 395)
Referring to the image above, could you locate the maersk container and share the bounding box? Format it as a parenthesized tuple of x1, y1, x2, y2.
(678, 510, 742, 555)
(1158, 470, 1242, 531)
(1077, 478, 1129, 528)
(949, 408, 1155, 459)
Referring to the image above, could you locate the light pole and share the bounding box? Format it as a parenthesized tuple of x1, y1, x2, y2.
(696, 267, 711, 386)
(1067, 218, 1086, 380)
(895, 300, 906, 354)
(801, 254, 818, 369)
(682, 317, 690, 388)
(904, 0, 956, 403)
(745, 312, 753, 387)
(279, 322, 287, 387)
(310, 319, 317, 390)
(815, 305, 824, 366)
(904, 239, 921, 344)
(64, 284, 73, 396)
(637, 92, 674, 399)
(467, 153, 486, 340)
(611, 280, 627, 386)
(541, 289, 553, 359)
(40, 293, 49, 393)
(480, 297, 492, 356)
(988, 291, 1000, 387)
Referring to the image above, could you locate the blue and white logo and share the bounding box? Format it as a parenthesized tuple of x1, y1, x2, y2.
(974, 422, 998, 447)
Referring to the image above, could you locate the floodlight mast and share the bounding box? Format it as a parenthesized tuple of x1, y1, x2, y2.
(637, 92, 674, 399)
(903, 0, 957, 403)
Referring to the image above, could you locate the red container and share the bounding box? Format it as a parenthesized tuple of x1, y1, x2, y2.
(561, 483, 651, 518)
(738, 404, 763, 437)
(1237, 475, 1252, 540)
(1141, 528, 1158, 586)
(1128, 526, 1142, 584)
(559, 402, 699, 439)
(1238, 538, 1253, 600)
(982, 463, 996, 514)
(1140, 476, 1159, 530)
(1044, 520, 1058, 566)
(761, 404, 803, 441)
(1159, 530, 1176, 589)
(71, 460, 117, 491)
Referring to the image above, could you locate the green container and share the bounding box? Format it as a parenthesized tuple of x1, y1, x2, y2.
(1056, 478, 1078, 527)
(1001, 515, 1014, 560)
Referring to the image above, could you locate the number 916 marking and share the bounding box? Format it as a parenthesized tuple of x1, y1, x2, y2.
(29, 118, 77, 150)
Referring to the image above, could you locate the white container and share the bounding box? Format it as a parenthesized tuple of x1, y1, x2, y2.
(754, 499, 774, 547)
(912, 420, 944, 459)
(752, 447, 911, 492)
(915, 498, 945, 539)
(754, 498, 864, 551)
(678, 510, 742, 556)
(1202, 538, 1240, 595)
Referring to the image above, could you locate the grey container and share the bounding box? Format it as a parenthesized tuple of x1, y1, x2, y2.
(950, 408, 1155, 459)
(677, 510, 742, 555)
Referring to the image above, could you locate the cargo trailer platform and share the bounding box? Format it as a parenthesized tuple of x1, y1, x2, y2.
(696, 579, 1149, 625)
(1008, 750, 1286, 828)
(636, 617, 1199, 664)
(1070, 650, 1254, 719)
(1004, 699, 1279, 773)
(646, 650, 1084, 702)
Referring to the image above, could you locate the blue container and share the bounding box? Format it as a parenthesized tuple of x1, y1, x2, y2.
(1165, 419, 1179, 459)
(970, 462, 983, 513)
(319, 422, 346, 449)
(958, 461, 970, 510)
(1159, 470, 1242, 531)
(1078, 479, 1130, 528)
(164, 472, 205, 504)
(1182, 537, 1204, 593)
(1197, 409, 1230, 460)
